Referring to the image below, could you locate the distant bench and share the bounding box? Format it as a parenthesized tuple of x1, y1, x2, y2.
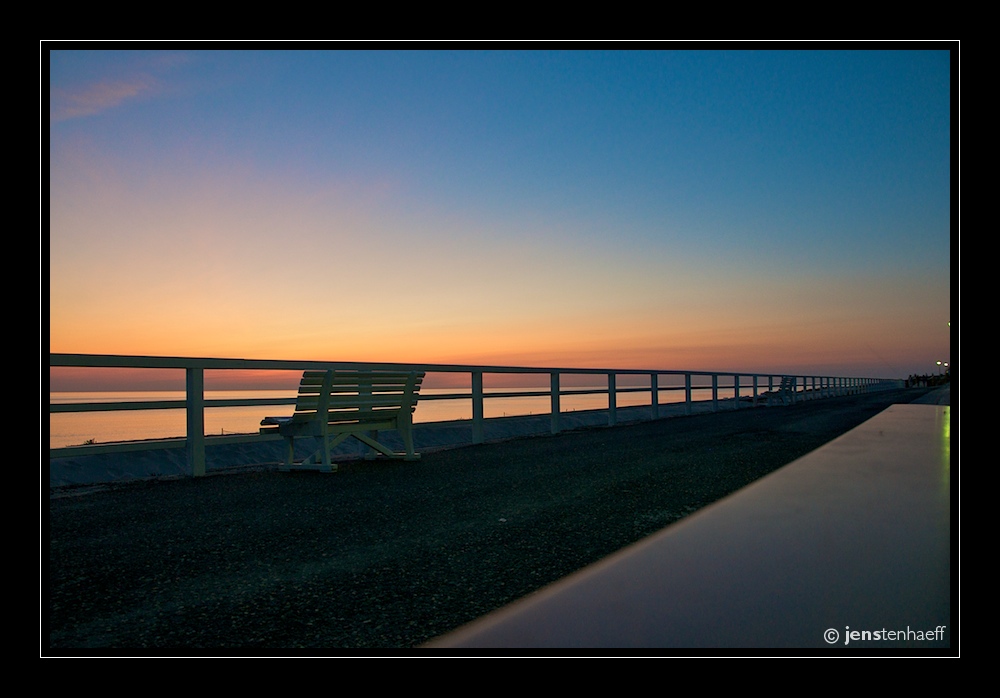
(260, 370, 424, 472)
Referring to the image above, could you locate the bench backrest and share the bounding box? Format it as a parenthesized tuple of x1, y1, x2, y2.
(291, 370, 424, 425)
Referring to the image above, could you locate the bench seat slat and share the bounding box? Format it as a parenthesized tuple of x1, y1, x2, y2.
(287, 408, 408, 422)
(293, 396, 417, 411)
(298, 371, 422, 384)
(330, 374, 422, 383)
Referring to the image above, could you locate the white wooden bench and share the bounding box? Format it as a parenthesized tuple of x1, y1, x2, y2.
(260, 370, 424, 472)
(766, 375, 797, 406)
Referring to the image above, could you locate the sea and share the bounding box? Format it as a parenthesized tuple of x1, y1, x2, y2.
(48, 387, 722, 449)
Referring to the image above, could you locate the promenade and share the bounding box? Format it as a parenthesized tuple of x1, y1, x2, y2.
(47, 386, 945, 651)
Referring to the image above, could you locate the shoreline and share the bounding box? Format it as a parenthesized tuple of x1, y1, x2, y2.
(49, 399, 729, 489)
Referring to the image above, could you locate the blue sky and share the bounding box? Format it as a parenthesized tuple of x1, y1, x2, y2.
(48, 48, 953, 380)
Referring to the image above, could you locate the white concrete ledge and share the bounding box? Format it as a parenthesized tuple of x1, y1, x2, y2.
(428, 404, 952, 649)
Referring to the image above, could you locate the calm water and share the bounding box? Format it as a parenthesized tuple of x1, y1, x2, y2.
(49, 386, 730, 449)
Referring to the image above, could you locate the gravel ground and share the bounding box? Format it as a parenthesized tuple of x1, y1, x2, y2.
(46, 387, 936, 653)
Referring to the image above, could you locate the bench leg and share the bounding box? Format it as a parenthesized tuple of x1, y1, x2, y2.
(303, 433, 344, 472)
(279, 434, 338, 473)
(364, 430, 379, 460)
(399, 420, 419, 461)
(321, 430, 332, 470)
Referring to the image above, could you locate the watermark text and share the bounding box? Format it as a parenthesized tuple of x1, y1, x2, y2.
(824, 625, 947, 645)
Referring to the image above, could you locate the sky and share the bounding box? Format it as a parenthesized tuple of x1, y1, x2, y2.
(47, 48, 954, 387)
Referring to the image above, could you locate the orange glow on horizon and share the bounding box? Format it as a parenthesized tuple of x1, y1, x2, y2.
(48, 51, 951, 394)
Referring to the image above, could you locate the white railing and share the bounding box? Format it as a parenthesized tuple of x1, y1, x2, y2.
(48, 353, 901, 476)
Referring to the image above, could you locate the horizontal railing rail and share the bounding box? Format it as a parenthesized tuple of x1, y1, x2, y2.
(48, 353, 902, 476)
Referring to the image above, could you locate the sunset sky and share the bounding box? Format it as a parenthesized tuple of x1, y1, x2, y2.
(48, 49, 953, 385)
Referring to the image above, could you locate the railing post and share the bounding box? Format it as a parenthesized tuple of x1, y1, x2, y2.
(650, 373, 659, 419)
(608, 373, 617, 426)
(550, 372, 561, 435)
(734, 375, 741, 409)
(752, 375, 759, 407)
(186, 367, 206, 477)
(712, 374, 719, 412)
(685, 373, 692, 415)
(472, 371, 484, 445)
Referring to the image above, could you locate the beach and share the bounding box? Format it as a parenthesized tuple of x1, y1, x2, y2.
(47, 386, 945, 651)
